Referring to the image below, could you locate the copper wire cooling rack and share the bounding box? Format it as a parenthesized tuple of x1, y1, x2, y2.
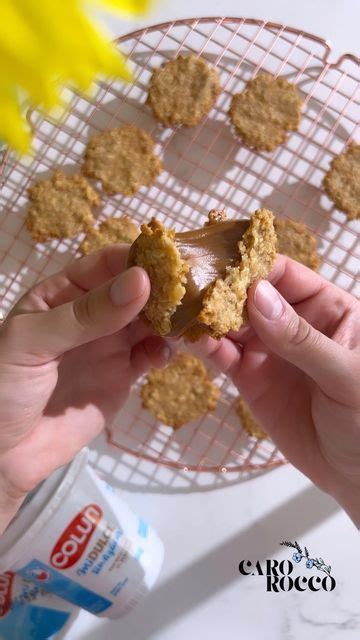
(0, 18, 359, 476)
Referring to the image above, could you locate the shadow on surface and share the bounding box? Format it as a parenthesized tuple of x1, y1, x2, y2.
(77, 484, 339, 640)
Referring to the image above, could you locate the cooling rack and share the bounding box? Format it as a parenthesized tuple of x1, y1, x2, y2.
(0, 17, 359, 477)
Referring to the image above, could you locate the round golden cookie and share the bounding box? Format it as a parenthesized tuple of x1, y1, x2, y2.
(147, 54, 221, 127)
(236, 398, 268, 439)
(274, 217, 320, 270)
(79, 216, 139, 255)
(26, 170, 99, 242)
(141, 352, 220, 429)
(322, 144, 360, 220)
(229, 73, 303, 151)
(83, 124, 162, 196)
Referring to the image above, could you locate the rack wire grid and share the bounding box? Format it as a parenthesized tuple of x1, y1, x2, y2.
(0, 17, 359, 477)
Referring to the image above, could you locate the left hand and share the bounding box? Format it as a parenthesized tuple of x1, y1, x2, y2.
(0, 245, 169, 530)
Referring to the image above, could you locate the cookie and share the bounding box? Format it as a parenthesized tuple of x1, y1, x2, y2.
(322, 144, 360, 220)
(274, 217, 320, 270)
(79, 216, 139, 255)
(196, 209, 276, 338)
(229, 73, 303, 151)
(128, 218, 189, 335)
(26, 170, 99, 242)
(147, 54, 221, 127)
(129, 209, 276, 339)
(83, 124, 162, 196)
(141, 352, 220, 429)
(236, 398, 268, 439)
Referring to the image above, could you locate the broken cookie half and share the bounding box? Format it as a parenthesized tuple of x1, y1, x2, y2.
(128, 208, 276, 340)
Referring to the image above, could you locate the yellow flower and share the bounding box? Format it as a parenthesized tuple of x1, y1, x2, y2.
(85, 0, 151, 16)
(0, 0, 151, 152)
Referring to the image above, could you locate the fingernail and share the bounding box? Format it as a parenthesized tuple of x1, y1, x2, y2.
(157, 343, 172, 364)
(144, 337, 172, 367)
(110, 267, 147, 306)
(254, 280, 284, 320)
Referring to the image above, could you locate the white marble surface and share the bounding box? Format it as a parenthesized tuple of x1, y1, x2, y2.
(67, 433, 360, 640)
(66, 2, 360, 639)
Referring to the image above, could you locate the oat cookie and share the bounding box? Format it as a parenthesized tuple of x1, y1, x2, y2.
(130, 209, 276, 340)
(79, 216, 139, 255)
(274, 217, 320, 270)
(83, 124, 162, 196)
(197, 209, 276, 338)
(128, 218, 189, 335)
(26, 170, 99, 242)
(322, 144, 360, 220)
(236, 398, 268, 439)
(229, 73, 303, 151)
(147, 54, 221, 127)
(141, 352, 220, 429)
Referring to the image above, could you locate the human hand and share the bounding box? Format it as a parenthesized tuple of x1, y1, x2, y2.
(0, 245, 170, 531)
(192, 255, 360, 527)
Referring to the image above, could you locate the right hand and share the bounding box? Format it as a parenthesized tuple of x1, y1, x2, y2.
(192, 255, 360, 527)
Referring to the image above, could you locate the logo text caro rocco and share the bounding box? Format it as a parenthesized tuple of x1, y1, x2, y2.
(238, 559, 336, 592)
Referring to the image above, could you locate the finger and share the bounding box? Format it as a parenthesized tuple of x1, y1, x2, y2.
(66, 244, 130, 290)
(268, 254, 326, 304)
(126, 317, 159, 349)
(15, 245, 131, 312)
(1, 267, 150, 364)
(130, 336, 172, 378)
(247, 279, 358, 404)
(189, 334, 242, 374)
(228, 325, 255, 343)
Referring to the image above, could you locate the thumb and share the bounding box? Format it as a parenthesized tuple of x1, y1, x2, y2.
(247, 279, 353, 402)
(1, 267, 150, 363)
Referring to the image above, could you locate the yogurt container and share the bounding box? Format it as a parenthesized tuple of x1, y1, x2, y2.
(0, 449, 164, 618)
(0, 571, 78, 639)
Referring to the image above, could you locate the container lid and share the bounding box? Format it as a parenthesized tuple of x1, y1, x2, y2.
(0, 448, 89, 572)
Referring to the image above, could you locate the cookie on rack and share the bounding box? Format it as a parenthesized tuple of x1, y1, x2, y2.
(147, 54, 221, 127)
(79, 216, 139, 255)
(322, 143, 360, 220)
(229, 73, 303, 151)
(141, 352, 220, 429)
(26, 170, 99, 242)
(236, 398, 268, 440)
(274, 217, 320, 270)
(83, 124, 162, 196)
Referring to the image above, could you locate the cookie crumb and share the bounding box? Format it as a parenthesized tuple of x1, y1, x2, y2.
(26, 170, 99, 242)
(83, 124, 162, 196)
(206, 208, 228, 225)
(148, 54, 221, 127)
(236, 398, 268, 439)
(229, 73, 302, 151)
(141, 352, 220, 428)
(323, 143, 360, 220)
